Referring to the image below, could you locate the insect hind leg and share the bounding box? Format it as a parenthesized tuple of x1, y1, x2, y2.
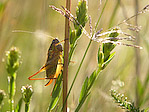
(28, 67, 46, 80)
(45, 79, 53, 86)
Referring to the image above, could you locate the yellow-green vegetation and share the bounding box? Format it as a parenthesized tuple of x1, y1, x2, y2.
(0, 0, 148, 112)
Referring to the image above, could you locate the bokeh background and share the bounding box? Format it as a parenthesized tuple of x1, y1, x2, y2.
(0, 0, 148, 112)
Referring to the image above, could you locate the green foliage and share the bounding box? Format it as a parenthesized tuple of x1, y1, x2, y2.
(0, 90, 5, 109)
(74, 0, 88, 37)
(21, 85, 33, 112)
(136, 71, 149, 106)
(47, 74, 63, 111)
(0, 1, 6, 17)
(6, 47, 21, 112)
(69, 0, 88, 61)
(0, 2, 4, 12)
(3, 47, 33, 112)
(21, 85, 33, 104)
(102, 28, 119, 62)
(75, 27, 119, 111)
(111, 89, 149, 112)
(102, 52, 115, 69)
(75, 71, 96, 112)
(0, 0, 148, 112)
(6, 47, 21, 76)
(15, 98, 23, 112)
(49, 0, 88, 111)
(70, 0, 88, 45)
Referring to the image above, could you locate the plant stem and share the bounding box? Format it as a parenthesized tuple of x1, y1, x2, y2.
(63, 0, 71, 111)
(9, 99, 14, 112)
(25, 103, 29, 112)
(9, 73, 16, 112)
(62, 0, 108, 110)
(95, 0, 108, 31)
(134, 0, 140, 107)
(108, 0, 120, 28)
(62, 40, 92, 111)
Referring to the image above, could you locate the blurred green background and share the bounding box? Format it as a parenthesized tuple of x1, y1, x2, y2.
(0, 0, 148, 112)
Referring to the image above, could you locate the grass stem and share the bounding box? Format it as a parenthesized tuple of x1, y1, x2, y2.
(134, 0, 140, 107)
(63, 0, 71, 111)
(63, 0, 109, 110)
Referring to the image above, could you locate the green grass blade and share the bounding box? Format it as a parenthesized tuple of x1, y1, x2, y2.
(102, 52, 115, 69)
(47, 73, 62, 111)
(75, 70, 97, 112)
(15, 98, 23, 112)
(75, 93, 90, 112)
(87, 70, 97, 91)
(79, 77, 88, 102)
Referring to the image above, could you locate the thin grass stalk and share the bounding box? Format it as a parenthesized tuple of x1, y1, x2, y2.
(95, 0, 108, 30)
(14, 98, 23, 112)
(63, 0, 71, 111)
(134, 0, 140, 107)
(8, 73, 16, 112)
(8, 69, 17, 112)
(62, 0, 109, 110)
(108, 0, 120, 28)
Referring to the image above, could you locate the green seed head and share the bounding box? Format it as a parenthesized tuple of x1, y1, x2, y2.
(75, 0, 88, 30)
(21, 85, 33, 104)
(6, 47, 21, 75)
(76, 0, 88, 27)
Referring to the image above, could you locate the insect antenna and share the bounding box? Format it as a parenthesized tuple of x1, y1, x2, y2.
(12, 30, 55, 39)
(55, 38, 69, 46)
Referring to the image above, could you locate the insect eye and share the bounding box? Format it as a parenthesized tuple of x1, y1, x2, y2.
(52, 39, 59, 44)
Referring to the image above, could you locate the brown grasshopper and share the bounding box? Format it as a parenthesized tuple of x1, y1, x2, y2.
(28, 38, 63, 86)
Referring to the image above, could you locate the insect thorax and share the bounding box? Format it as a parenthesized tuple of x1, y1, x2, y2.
(46, 39, 63, 78)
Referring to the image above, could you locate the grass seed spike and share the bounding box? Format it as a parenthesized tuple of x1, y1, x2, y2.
(28, 38, 63, 86)
(49, 5, 147, 49)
